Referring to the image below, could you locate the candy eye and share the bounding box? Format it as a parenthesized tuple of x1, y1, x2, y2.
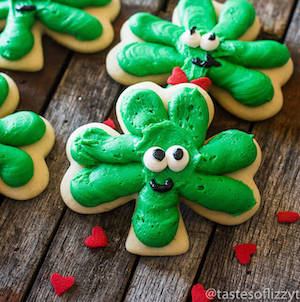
(181, 26, 201, 48)
(166, 146, 189, 172)
(143, 147, 168, 172)
(200, 32, 220, 51)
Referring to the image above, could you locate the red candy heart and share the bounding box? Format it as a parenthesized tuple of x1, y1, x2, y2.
(50, 273, 75, 296)
(103, 118, 116, 129)
(85, 226, 108, 248)
(190, 77, 212, 91)
(277, 211, 300, 223)
(234, 243, 257, 265)
(192, 284, 215, 302)
(167, 67, 188, 85)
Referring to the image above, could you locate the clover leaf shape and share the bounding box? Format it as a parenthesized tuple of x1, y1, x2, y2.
(107, 0, 293, 121)
(0, 0, 120, 71)
(61, 83, 261, 256)
(0, 111, 55, 200)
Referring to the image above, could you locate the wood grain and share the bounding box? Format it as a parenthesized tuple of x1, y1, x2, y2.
(0, 0, 298, 301)
(4, 39, 70, 113)
(4, 1, 166, 302)
(195, 1, 300, 300)
(121, 0, 297, 301)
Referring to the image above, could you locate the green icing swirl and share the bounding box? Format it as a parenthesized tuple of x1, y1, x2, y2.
(212, 0, 255, 40)
(176, 0, 216, 32)
(0, 75, 9, 107)
(35, 2, 102, 41)
(54, 0, 112, 8)
(0, 111, 46, 187)
(117, 0, 291, 107)
(0, 7, 35, 60)
(0, 0, 106, 61)
(133, 185, 180, 247)
(69, 87, 259, 247)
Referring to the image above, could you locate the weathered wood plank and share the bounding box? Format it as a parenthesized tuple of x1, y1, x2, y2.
(123, 0, 165, 12)
(122, 0, 297, 301)
(27, 204, 137, 302)
(4, 39, 70, 112)
(0, 53, 121, 302)
(195, 1, 300, 299)
(12, 1, 166, 302)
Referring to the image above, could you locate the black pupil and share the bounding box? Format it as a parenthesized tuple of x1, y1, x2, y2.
(190, 26, 197, 35)
(208, 33, 216, 41)
(153, 149, 165, 161)
(173, 148, 184, 160)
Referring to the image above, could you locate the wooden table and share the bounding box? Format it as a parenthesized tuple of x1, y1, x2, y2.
(0, 0, 299, 301)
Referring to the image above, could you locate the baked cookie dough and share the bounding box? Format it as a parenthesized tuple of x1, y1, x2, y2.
(0, 73, 19, 118)
(0, 0, 120, 71)
(61, 82, 262, 256)
(0, 111, 55, 200)
(107, 0, 293, 121)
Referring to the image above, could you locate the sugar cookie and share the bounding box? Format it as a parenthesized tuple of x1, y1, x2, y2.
(61, 83, 261, 256)
(0, 111, 55, 200)
(0, 0, 120, 71)
(106, 0, 293, 121)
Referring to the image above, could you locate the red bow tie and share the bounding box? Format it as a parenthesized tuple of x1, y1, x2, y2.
(167, 67, 212, 91)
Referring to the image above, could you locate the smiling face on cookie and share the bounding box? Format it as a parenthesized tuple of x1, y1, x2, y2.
(64, 84, 261, 253)
(139, 122, 198, 194)
(109, 0, 292, 121)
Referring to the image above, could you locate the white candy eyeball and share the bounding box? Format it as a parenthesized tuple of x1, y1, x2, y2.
(200, 32, 220, 51)
(166, 146, 189, 172)
(143, 147, 168, 172)
(181, 26, 201, 48)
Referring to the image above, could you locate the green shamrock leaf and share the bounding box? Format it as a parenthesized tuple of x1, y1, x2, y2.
(62, 83, 261, 254)
(0, 0, 119, 70)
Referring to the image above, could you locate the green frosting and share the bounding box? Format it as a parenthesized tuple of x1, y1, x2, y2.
(70, 87, 258, 248)
(0, 0, 110, 61)
(0, 111, 46, 187)
(0, 74, 9, 107)
(117, 0, 291, 107)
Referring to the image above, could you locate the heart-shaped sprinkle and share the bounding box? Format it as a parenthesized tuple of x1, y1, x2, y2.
(234, 243, 257, 265)
(85, 226, 108, 248)
(103, 118, 116, 129)
(50, 273, 75, 296)
(277, 211, 300, 223)
(167, 67, 188, 85)
(190, 77, 212, 91)
(191, 284, 215, 302)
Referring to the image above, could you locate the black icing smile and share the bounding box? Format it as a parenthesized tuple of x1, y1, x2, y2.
(149, 178, 174, 193)
(192, 54, 221, 68)
(15, 5, 36, 12)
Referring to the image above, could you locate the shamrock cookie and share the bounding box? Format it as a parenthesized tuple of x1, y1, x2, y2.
(107, 0, 293, 121)
(0, 0, 120, 71)
(0, 73, 19, 118)
(61, 82, 261, 256)
(0, 111, 55, 200)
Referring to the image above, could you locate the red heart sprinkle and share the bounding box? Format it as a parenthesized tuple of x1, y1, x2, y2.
(85, 226, 108, 248)
(103, 118, 116, 129)
(277, 211, 300, 223)
(234, 243, 257, 265)
(190, 77, 212, 90)
(50, 273, 75, 296)
(167, 67, 188, 85)
(192, 284, 215, 302)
